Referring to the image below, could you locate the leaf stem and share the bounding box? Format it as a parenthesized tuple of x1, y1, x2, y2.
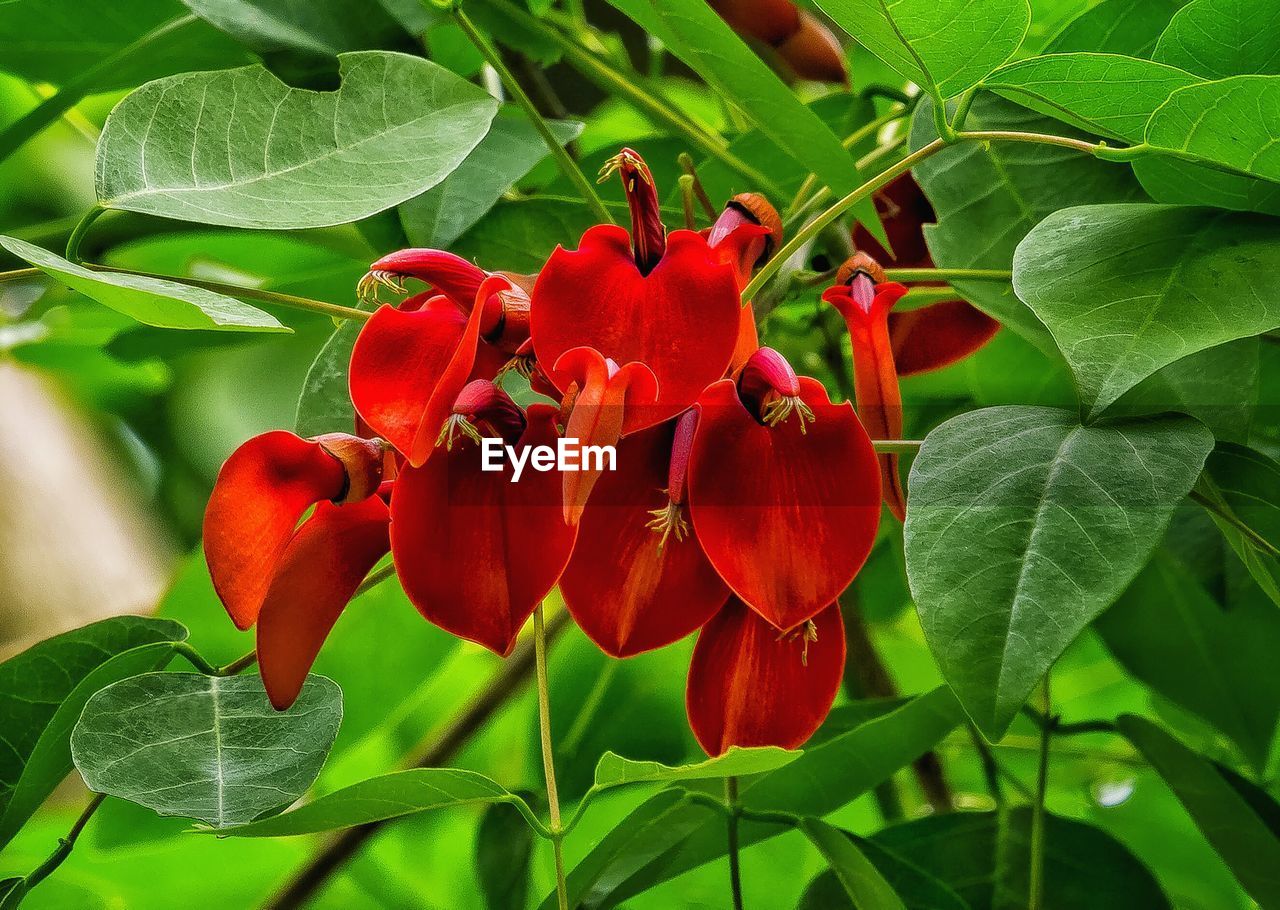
(725, 777, 745, 910)
(1190, 488, 1280, 559)
(1028, 677, 1051, 910)
(886, 267, 1011, 282)
(353, 561, 398, 598)
(172, 642, 258, 677)
(0, 14, 199, 163)
(871, 440, 923, 454)
(64, 205, 106, 263)
(533, 603, 569, 910)
(787, 106, 911, 216)
(20, 793, 106, 894)
(453, 6, 613, 226)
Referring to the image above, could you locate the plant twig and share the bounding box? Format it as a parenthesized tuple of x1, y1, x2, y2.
(533, 604, 570, 910)
(725, 777, 745, 910)
(19, 793, 106, 894)
(1028, 678, 1051, 910)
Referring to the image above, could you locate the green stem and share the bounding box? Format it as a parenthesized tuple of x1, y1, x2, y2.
(1028, 677, 1051, 910)
(725, 777, 745, 910)
(787, 106, 910, 216)
(172, 642, 258, 677)
(870, 440, 922, 454)
(21, 793, 106, 893)
(968, 724, 1005, 808)
(353, 561, 398, 598)
(453, 6, 612, 226)
(950, 87, 979, 132)
(1190, 488, 1280, 559)
(678, 175, 698, 230)
(533, 604, 569, 910)
(0, 265, 370, 322)
(886, 267, 1011, 282)
(954, 129, 1103, 154)
(0, 14, 198, 163)
(65, 205, 106, 263)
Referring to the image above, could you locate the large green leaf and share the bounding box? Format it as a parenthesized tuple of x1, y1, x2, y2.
(1153, 0, 1280, 78)
(0, 617, 186, 848)
(904, 406, 1213, 738)
(96, 52, 499, 229)
(815, 0, 1030, 100)
(910, 95, 1148, 354)
(0, 0, 250, 89)
(799, 835, 968, 910)
(215, 767, 518, 836)
(799, 818, 907, 910)
(983, 53, 1200, 142)
(555, 687, 964, 909)
(451, 197, 600, 274)
(1012, 204, 1280, 416)
(1196, 443, 1280, 604)
(1047, 0, 1187, 57)
(1119, 715, 1280, 907)
(0, 237, 287, 333)
(400, 111, 582, 249)
(872, 807, 1171, 908)
(603, 0, 881, 237)
(591, 747, 798, 792)
(72, 673, 341, 828)
(178, 0, 412, 58)
(1098, 549, 1280, 770)
(1145, 77, 1280, 182)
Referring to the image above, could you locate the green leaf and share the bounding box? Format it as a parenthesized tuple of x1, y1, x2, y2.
(294, 304, 372, 438)
(983, 53, 1200, 142)
(1145, 76, 1280, 181)
(72, 673, 341, 828)
(904, 406, 1213, 738)
(178, 0, 413, 58)
(1047, 0, 1187, 57)
(591, 747, 799, 792)
(814, 0, 1031, 99)
(1012, 204, 1280, 416)
(1132, 154, 1280, 215)
(1119, 714, 1280, 907)
(400, 111, 582, 249)
(603, 0, 882, 236)
(451, 197, 600, 274)
(0, 236, 288, 333)
(910, 95, 1148, 354)
(1153, 0, 1280, 79)
(1196, 443, 1280, 603)
(872, 807, 1171, 908)
(556, 688, 964, 909)
(0, 0, 250, 89)
(798, 835, 968, 910)
(1098, 549, 1280, 770)
(0, 879, 26, 910)
(214, 767, 517, 836)
(476, 797, 536, 910)
(0, 617, 186, 848)
(799, 818, 907, 910)
(96, 52, 499, 229)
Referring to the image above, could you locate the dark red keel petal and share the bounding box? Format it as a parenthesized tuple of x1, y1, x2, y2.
(777, 11, 849, 84)
(531, 225, 739, 430)
(256, 498, 391, 710)
(687, 599, 845, 755)
(390, 405, 576, 655)
(560, 422, 729, 658)
(204, 431, 347, 630)
(889, 300, 1000, 376)
(688, 378, 880, 630)
(363, 249, 486, 309)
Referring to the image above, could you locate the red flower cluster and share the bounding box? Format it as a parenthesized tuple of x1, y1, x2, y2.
(202, 149, 991, 755)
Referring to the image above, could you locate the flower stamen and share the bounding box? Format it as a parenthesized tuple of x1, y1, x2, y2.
(436, 413, 484, 451)
(645, 495, 689, 550)
(356, 269, 407, 304)
(762, 394, 816, 433)
(776, 619, 820, 667)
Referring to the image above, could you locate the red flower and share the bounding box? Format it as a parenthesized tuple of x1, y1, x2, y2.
(707, 193, 782, 371)
(530, 149, 742, 434)
(203, 431, 389, 708)
(351, 259, 529, 464)
(390, 380, 577, 655)
(687, 598, 845, 755)
(688, 347, 881, 631)
(707, 0, 848, 85)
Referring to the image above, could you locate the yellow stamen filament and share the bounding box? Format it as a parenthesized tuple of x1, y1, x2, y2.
(763, 395, 816, 434)
(777, 619, 819, 667)
(645, 496, 688, 550)
(356, 269, 407, 304)
(597, 150, 653, 186)
(496, 353, 537, 381)
(436, 414, 483, 451)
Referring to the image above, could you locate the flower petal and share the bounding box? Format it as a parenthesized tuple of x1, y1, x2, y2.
(390, 405, 576, 655)
(687, 599, 845, 755)
(688, 378, 880, 630)
(889, 300, 999, 376)
(203, 431, 348, 630)
(365, 249, 487, 309)
(560, 422, 729, 657)
(256, 497, 390, 710)
(531, 224, 739, 430)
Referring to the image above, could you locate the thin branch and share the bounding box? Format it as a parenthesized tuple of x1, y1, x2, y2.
(20, 793, 106, 894)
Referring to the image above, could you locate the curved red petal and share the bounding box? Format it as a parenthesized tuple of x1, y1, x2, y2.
(709, 0, 800, 45)
(256, 498, 391, 710)
(889, 300, 1000, 376)
(852, 173, 936, 267)
(687, 599, 845, 755)
(203, 431, 346, 630)
(688, 378, 880, 630)
(560, 422, 729, 657)
(367, 249, 486, 309)
(531, 225, 739, 430)
(390, 406, 577, 655)
(776, 11, 848, 84)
